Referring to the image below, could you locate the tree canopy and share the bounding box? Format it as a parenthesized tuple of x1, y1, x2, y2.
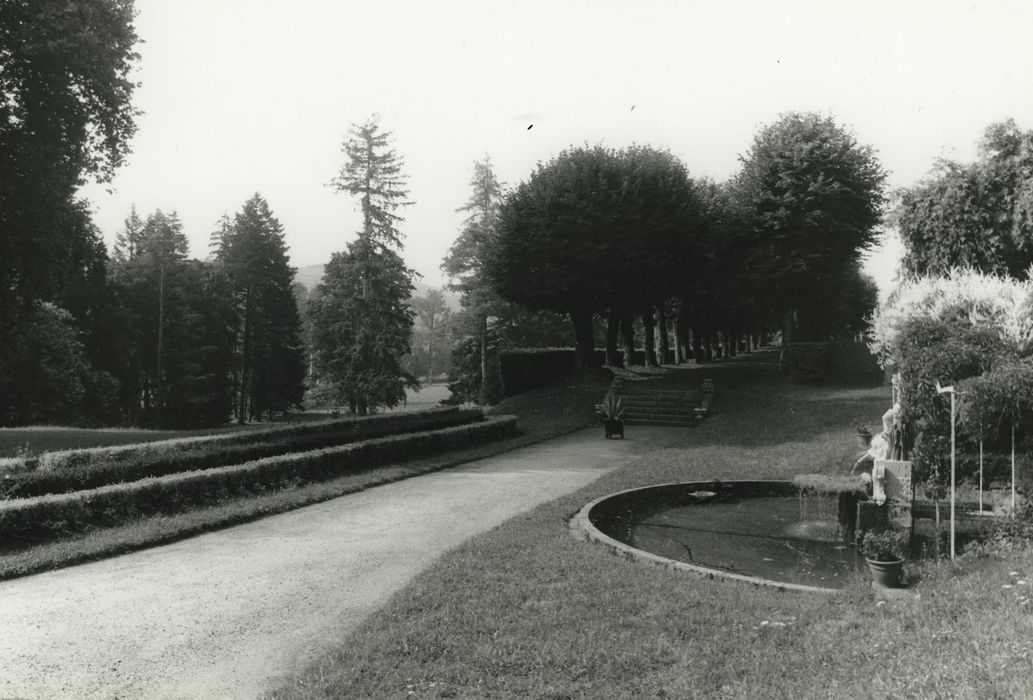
(897, 119, 1033, 278)
(487, 145, 701, 366)
(734, 112, 886, 342)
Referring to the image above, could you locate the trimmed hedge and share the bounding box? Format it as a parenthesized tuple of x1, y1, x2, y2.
(0, 408, 481, 499)
(499, 348, 675, 396)
(0, 415, 518, 547)
(783, 342, 883, 384)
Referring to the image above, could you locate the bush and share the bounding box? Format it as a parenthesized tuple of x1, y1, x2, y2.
(0, 408, 481, 498)
(0, 415, 518, 547)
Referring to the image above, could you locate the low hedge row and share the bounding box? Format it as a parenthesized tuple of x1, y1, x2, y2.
(0, 415, 518, 547)
(499, 348, 675, 397)
(0, 408, 481, 499)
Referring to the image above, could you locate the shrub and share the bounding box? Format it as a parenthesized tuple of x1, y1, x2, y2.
(0, 408, 481, 498)
(858, 529, 908, 561)
(0, 415, 518, 547)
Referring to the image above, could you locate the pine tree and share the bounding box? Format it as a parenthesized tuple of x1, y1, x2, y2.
(313, 115, 417, 413)
(112, 204, 145, 263)
(213, 194, 306, 422)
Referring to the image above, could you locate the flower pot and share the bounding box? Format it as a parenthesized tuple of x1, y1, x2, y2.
(603, 418, 624, 439)
(866, 557, 904, 588)
(855, 431, 872, 449)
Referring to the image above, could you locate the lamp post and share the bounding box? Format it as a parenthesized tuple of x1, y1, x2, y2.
(937, 381, 956, 559)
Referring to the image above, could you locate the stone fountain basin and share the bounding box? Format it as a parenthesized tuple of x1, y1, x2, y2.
(571, 480, 865, 594)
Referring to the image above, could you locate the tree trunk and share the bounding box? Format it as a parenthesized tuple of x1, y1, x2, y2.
(238, 285, 253, 425)
(656, 304, 670, 366)
(642, 308, 658, 367)
(570, 309, 595, 369)
(426, 314, 435, 383)
(620, 313, 635, 367)
(692, 326, 704, 364)
(673, 320, 684, 364)
(677, 315, 691, 364)
(727, 328, 737, 357)
(605, 309, 621, 367)
(478, 314, 488, 405)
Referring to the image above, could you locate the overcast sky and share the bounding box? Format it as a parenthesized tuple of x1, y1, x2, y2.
(79, 0, 1033, 296)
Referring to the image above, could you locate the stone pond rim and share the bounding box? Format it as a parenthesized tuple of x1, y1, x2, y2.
(569, 479, 852, 595)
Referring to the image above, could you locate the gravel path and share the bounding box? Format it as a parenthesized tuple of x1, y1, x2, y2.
(0, 425, 683, 699)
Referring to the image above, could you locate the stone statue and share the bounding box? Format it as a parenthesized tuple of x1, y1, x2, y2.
(849, 404, 897, 477)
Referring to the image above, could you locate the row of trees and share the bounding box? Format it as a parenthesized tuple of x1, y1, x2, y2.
(442, 114, 887, 402)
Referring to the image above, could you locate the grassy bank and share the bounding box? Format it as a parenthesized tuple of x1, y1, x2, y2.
(0, 371, 611, 580)
(271, 352, 1033, 699)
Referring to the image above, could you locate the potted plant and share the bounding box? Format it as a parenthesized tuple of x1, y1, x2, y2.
(595, 394, 626, 439)
(859, 528, 908, 587)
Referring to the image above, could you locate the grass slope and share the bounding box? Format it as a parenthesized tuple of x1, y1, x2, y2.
(271, 352, 1033, 699)
(0, 371, 612, 580)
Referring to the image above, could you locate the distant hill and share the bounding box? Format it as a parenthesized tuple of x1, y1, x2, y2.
(294, 263, 461, 309)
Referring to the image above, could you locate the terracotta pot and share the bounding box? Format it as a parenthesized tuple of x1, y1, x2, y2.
(866, 557, 904, 587)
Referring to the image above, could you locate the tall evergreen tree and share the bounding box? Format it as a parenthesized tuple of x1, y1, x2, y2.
(213, 194, 306, 421)
(310, 239, 416, 414)
(109, 209, 236, 428)
(442, 157, 507, 402)
(312, 115, 417, 413)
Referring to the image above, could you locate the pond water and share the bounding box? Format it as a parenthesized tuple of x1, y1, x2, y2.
(596, 492, 866, 589)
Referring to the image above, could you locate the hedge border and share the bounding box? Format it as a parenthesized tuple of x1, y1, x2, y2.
(0, 408, 481, 498)
(2, 407, 465, 473)
(0, 415, 518, 547)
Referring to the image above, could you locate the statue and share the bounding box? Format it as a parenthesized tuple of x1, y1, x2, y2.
(849, 404, 898, 477)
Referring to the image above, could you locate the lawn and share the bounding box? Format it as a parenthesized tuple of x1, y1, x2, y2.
(271, 351, 1033, 699)
(0, 370, 612, 580)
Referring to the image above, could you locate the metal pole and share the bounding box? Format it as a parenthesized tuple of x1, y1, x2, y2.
(937, 382, 956, 559)
(979, 440, 984, 514)
(1013, 423, 1017, 517)
(951, 390, 956, 559)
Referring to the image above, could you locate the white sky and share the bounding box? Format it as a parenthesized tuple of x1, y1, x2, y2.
(79, 0, 1033, 297)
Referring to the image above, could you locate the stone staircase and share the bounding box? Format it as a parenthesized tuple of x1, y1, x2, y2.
(615, 384, 699, 427)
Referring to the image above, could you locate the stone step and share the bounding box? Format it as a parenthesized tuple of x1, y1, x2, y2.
(623, 417, 693, 427)
(623, 409, 695, 419)
(621, 399, 696, 410)
(619, 406, 694, 417)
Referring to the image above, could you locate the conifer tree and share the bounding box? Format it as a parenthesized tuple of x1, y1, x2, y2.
(213, 194, 306, 421)
(313, 115, 417, 413)
(442, 157, 507, 402)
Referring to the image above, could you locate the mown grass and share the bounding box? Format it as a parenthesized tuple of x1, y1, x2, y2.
(270, 352, 1033, 699)
(0, 371, 611, 580)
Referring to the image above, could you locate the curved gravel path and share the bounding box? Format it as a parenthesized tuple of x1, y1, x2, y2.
(0, 425, 684, 699)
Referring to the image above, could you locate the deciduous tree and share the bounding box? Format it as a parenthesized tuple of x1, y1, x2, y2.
(734, 112, 886, 343)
